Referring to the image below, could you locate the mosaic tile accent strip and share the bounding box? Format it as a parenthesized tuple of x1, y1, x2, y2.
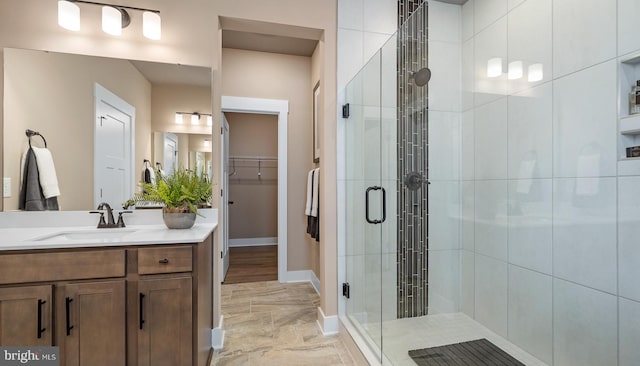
(397, 0, 429, 319)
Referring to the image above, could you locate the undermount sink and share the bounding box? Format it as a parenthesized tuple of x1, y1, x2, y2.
(33, 229, 138, 242)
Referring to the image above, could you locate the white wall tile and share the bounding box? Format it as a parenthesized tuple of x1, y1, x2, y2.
(553, 279, 618, 366)
(620, 298, 640, 366)
(381, 253, 397, 320)
(553, 61, 617, 178)
(338, 0, 363, 31)
(508, 266, 553, 365)
(508, 82, 553, 180)
(508, 179, 552, 274)
(428, 250, 461, 314)
(381, 107, 397, 181)
(429, 181, 461, 251)
(380, 179, 397, 255)
(474, 0, 507, 34)
(338, 28, 364, 92)
(462, 0, 474, 41)
(462, 39, 475, 111)
(428, 41, 462, 112)
(618, 176, 640, 302)
(428, 1, 461, 43)
(475, 98, 507, 179)
(363, 0, 397, 35)
(363, 32, 392, 68)
(475, 180, 508, 261)
(461, 109, 475, 179)
(508, 0, 525, 11)
(462, 181, 475, 251)
(461, 250, 475, 317)
(429, 111, 460, 181)
(507, 0, 552, 93)
(553, 178, 617, 294)
(553, 0, 616, 78)
(619, 0, 640, 56)
(475, 254, 508, 337)
(474, 18, 508, 106)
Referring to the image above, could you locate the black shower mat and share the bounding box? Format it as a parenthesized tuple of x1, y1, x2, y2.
(408, 338, 525, 366)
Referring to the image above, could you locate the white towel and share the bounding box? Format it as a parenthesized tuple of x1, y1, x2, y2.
(31, 147, 60, 198)
(142, 166, 156, 185)
(311, 168, 320, 217)
(305, 169, 314, 216)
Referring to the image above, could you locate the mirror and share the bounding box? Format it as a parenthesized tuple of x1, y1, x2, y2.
(2, 47, 213, 211)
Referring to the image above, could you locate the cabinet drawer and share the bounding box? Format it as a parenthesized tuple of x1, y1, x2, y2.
(138, 246, 192, 275)
(0, 250, 125, 285)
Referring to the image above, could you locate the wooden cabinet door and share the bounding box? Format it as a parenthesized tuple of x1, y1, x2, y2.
(138, 277, 192, 366)
(0, 285, 52, 346)
(61, 280, 126, 366)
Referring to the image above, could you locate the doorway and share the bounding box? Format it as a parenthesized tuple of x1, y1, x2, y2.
(93, 83, 135, 209)
(221, 96, 289, 283)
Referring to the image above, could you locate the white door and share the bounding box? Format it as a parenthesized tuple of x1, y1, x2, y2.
(163, 132, 178, 175)
(94, 84, 134, 209)
(221, 113, 230, 280)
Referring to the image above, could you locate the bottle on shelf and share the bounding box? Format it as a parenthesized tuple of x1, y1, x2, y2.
(630, 80, 640, 115)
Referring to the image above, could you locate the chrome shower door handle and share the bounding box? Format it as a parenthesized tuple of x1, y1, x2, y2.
(365, 186, 383, 224)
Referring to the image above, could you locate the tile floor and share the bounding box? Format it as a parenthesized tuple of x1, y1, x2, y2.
(211, 281, 360, 365)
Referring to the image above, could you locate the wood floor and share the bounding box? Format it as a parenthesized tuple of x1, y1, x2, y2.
(223, 245, 278, 284)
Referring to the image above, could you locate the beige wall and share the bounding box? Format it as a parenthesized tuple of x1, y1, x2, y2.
(151, 84, 212, 136)
(3, 48, 151, 211)
(222, 48, 318, 271)
(225, 112, 278, 239)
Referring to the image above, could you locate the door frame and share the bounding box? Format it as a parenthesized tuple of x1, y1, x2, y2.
(221, 96, 288, 283)
(93, 83, 135, 209)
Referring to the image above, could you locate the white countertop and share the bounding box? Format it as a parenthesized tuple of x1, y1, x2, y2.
(0, 209, 218, 251)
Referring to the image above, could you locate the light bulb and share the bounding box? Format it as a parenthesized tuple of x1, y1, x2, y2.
(528, 63, 544, 82)
(203, 140, 210, 148)
(508, 61, 523, 80)
(102, 6, 122, 36)
(487, 57, 502, 78)
(206, 115, 213, 126)
(143, 11, 161, 40)
(191, 113, 200, 125)
(175, 113, 183, 124)
(58, 1, 80, 31)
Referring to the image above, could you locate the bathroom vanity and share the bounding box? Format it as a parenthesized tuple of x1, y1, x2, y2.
(0, 210, 217, 366)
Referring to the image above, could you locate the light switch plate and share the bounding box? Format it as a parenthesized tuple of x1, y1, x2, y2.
(3, 177, 10, 198)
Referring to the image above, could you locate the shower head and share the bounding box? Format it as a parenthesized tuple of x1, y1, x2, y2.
(410, 67, 431, 87)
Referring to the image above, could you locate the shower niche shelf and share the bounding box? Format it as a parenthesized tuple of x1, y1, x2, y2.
(617, 53, 640, 175)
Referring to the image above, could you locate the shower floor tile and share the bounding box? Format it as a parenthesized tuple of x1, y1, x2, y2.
(353, 313, 548, 365)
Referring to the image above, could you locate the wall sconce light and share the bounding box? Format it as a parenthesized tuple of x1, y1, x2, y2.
(57, 0, 161, 40)
(487, 57, 503, 78)
(203, 140, 210, 148)
(508, 61, 523, 80)
(528, 63, 544, 82)
(175, 112, 213, 126)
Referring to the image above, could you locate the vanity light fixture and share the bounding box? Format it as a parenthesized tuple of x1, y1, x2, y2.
(203, 140, 210, 148)
(508, 61, 523, 80)
(528, 63, 544, 82)
(174, 112, 213, 126)
(487, 57, 503, 78)
(57, 0, 161, 40)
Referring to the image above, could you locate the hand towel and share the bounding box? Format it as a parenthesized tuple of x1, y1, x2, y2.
(31, 146, 60, 198)
(311, 168, 320, 217)
(143, 166, 156, 185)
(19, 148, 59, 211)
(305, 169, 314, 216)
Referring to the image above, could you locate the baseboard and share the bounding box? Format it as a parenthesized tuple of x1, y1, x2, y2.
(211, 315, 224, 350)
(316, 306, 339, 335)
(286, 270, 320, 295)
(228, 237, 277, 247)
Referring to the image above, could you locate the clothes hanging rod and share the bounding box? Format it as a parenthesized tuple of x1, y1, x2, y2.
(229, 156, 278, 161)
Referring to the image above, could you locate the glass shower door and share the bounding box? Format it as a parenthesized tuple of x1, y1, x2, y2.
(344, 49, 384, 361)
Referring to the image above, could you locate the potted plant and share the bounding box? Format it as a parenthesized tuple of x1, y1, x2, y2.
(132, 168, 212, 229)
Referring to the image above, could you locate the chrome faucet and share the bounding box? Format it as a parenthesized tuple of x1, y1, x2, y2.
(90, 202, 132, 228)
